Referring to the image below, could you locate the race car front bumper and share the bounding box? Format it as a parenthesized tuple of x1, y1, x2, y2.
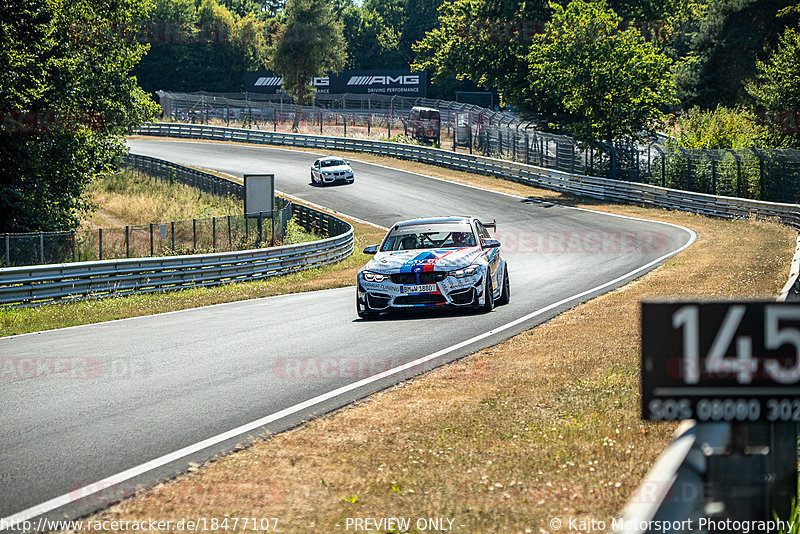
(357, 270, 487, 311)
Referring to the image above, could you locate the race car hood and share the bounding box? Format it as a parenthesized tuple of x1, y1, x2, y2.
(363, 247, 484, 273)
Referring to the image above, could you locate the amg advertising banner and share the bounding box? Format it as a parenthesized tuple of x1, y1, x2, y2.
(245, 69, 426, 97)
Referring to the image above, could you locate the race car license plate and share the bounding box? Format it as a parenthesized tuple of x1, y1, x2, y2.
(401, 284, 437, 293)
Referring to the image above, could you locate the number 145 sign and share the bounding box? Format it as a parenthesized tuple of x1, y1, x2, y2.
(641, 301, 800, 422)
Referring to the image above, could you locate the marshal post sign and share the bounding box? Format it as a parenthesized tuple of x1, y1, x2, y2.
(641, 301, 800, 422)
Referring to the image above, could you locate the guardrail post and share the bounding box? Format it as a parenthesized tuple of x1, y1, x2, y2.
(5, 233, 9, 267)
(98, 229, 103, 261)
(258, 211, 264, 246)
(150, 223, 154, 256)
(227, 215, 232, 251)
(271, 212, 275, 247)
(126, 225, 130, 258)
(71, 231, 76, 263)
(192, 219, 197, 251)
(212, 216, 216, 252)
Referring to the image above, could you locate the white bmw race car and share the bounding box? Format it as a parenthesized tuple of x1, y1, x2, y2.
(356, 216, 510, 319)
(310, 156, 355, 185)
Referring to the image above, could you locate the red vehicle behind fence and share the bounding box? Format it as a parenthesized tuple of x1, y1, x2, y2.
(408, 106, 441, 145)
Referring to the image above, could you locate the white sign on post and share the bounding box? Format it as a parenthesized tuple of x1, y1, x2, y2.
(244, 174, 275, 217)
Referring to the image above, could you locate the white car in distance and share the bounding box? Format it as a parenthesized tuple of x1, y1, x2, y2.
(310, 157, 355, 185)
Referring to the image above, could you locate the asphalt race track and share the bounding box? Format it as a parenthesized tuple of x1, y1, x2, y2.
(0, 139, 695, 527)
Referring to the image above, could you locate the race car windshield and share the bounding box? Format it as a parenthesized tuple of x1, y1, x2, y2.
(381, 225, 477, 251)
(320, 159, 346, 167)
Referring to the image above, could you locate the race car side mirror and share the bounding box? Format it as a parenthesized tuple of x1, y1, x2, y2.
(481, 238, 501, 249)
(363, 244, 379, 254)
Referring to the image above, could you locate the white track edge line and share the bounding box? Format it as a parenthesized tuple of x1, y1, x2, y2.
(1, 225, 696, 528)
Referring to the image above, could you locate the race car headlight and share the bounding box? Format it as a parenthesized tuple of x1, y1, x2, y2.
(450, 265, 479, 278)
(362, 271, 388, 282)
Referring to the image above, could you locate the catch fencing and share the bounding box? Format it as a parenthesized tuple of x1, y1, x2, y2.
(134, 123, 800, 230)
(0, 155, 291, 268)
(156, 91, 800, 204)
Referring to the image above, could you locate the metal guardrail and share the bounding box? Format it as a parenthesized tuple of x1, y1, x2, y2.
(135, 123, 800, 229)
(0, 174, 354, 307)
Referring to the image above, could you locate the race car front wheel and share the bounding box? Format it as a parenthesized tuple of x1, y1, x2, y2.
(497, 267, 510, 306)
(481, 275, 494, 313)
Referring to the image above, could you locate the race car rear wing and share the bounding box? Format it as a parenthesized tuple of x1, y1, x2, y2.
(481, 219, 497, 233)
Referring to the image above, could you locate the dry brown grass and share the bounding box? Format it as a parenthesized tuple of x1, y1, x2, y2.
(82, 171, 241, 229)
(80, 145, 796, 533)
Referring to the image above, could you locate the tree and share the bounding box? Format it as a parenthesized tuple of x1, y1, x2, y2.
(748, 27, 800, 147)
(672, 0, 799, 108)
(413, 0, 550, 107)
(525, 0, 677, 144)
(0, 0, 158, 232)
(667, 106, 769, 149)
(271, 0, 346, 131)
(399, 0, 444, 66)
(133, 0, 275, 94)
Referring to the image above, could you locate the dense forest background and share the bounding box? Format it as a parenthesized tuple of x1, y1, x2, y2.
(135, 0, 798, 109)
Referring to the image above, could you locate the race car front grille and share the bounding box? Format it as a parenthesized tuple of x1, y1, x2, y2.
(390, 273, 416, 284)
(394, 294, 447, 306)
(390, 272, 447, 284)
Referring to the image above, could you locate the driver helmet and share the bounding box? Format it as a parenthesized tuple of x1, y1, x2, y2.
(452, 231, 471, 247)
(400, 235, 417, 250)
